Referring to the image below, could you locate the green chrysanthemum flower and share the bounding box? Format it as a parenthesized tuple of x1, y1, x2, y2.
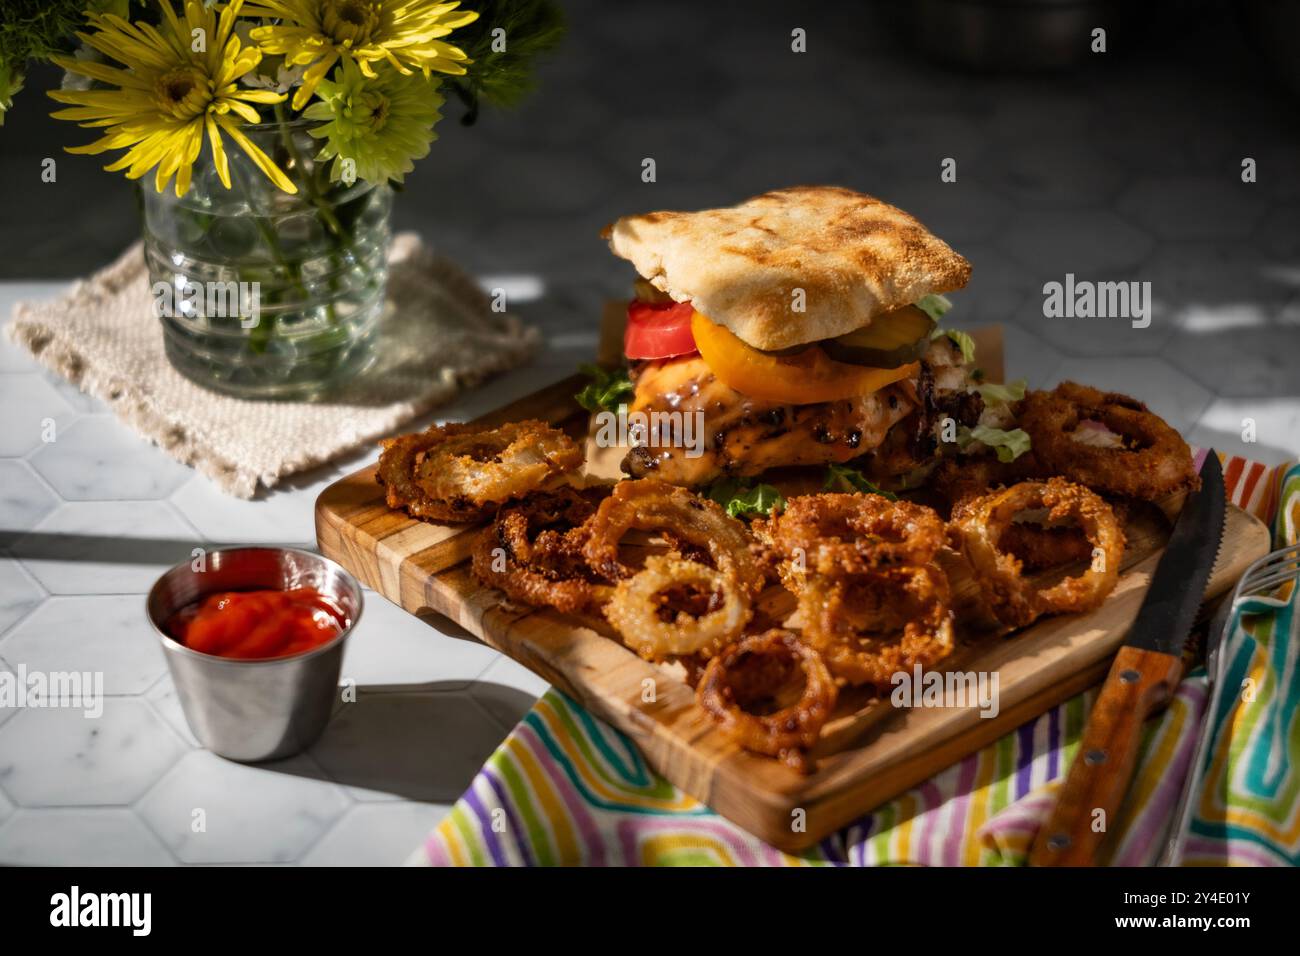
(303, 56, 443, 185)
(0, 60, 24, 126)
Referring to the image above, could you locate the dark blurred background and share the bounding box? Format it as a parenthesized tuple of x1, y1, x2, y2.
(2, 0, 1298, 460)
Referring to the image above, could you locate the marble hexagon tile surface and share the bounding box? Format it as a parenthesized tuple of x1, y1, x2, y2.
(0, 297, 553, 865)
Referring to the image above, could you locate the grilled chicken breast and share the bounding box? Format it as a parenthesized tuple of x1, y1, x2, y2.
(621, 356, 916, 486)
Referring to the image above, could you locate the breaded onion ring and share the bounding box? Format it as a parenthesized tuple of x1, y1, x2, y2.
(583, 478, 764, 595)
(379, 420, 583, 522)
(950, 477, 1125, 628)
(947, 488, 1099, 569)
(697, 629, 837, 773)
(800, 564, 956, 688)
(471, 487, 613, 615)
(755, 493, 946, 585)
(998, 523, 1096, 572)
(1017, 382, 1197, 501)
(604, 555, 751, 661)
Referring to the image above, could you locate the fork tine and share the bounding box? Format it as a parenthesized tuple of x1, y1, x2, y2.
(1256, 543, 1300, 563)
(1240, 555, 1300, 594)
(1245, 551, 1300, 577)
(1244, 567, 1300, 595)
(1249, 552, 1300, 569)
(1245, 544, 1300, 569)
(1242, 547, 1300, 587)
(1255, 543, 1299, 558)
(1245, 556, 1299, 579)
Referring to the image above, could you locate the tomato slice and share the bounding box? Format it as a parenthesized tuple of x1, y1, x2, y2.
(691, 311, 918, 403)
(624, 300, 698, 360)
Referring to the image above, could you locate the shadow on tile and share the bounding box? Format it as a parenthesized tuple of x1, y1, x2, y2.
(411, 608, 483, 645)
(2, 531, 212, 561)
(276, 681, 537, 803)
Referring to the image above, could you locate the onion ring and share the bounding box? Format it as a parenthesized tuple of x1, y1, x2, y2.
(755, 493, 946, 586)
(950, 477, 1125, 628)
(604, 555, 751, 661)
(949, 486, 1100, 571)
(697, 629, 837, 773)
(471, 487, 614, 615)
(493, 485, 602, 564)
(582, 478, 764, 595)
(800, 563, 956, 688)
(997, 522, 1096, 572)
(379, 420, 583, 522)
(1017, 382, 1197, 501)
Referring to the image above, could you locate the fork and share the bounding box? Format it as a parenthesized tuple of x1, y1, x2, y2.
(1160, 543, 1300, 866)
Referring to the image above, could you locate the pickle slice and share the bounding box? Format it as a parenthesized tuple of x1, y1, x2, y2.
(821, 305, 936, 368)
(633, 277, 675, 305)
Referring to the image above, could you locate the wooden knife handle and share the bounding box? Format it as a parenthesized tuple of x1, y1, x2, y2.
(1028, 645, 1184, 866)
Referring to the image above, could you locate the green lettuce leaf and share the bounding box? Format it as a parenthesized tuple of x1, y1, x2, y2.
(958, 425, 1032, 463)
(915, 293, 952, 322)
(930, 327, 977, 364)
(975, 378, 1027, 407)
(823, 463, 899, 499)
(706, 479, 786, 520)
(574, 363, 633, 413)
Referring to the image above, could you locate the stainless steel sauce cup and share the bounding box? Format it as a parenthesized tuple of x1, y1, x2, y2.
(146, 547, 363, 762)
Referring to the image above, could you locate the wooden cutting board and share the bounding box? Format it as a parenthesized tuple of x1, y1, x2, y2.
(315, 315, 1271, 851)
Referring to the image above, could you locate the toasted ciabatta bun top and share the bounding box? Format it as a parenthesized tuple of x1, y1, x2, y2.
(605, 186, 971, 351)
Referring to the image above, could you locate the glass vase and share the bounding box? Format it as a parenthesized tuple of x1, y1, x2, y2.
(141, 118, 390, 400)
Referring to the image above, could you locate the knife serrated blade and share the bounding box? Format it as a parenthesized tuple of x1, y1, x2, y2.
(1124, 453, 1227, 657)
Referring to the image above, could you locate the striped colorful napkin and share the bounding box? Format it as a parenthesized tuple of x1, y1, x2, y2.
(412, 452, 1299, 867)
(1178, 459, 1300, 866)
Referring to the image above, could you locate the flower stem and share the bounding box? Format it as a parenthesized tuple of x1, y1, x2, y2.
(223, 159, 298, 353)
(275, 104, 346, 328)
(275, 104, 345, 240)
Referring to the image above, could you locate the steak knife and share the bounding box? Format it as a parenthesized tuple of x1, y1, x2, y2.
(1028, 452, 1226, 867)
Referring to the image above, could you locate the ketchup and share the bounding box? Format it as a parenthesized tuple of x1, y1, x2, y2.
(165, 588, 347, 660)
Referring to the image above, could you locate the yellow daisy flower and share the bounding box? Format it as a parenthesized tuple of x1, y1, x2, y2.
(244, 0, 478, 110)
(49, 0, 296, 197)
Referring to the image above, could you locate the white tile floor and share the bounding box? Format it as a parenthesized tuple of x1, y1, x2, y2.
(0, 285, 548, 865)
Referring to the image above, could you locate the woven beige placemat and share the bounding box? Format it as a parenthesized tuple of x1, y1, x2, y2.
(6, 232, 540, 498)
